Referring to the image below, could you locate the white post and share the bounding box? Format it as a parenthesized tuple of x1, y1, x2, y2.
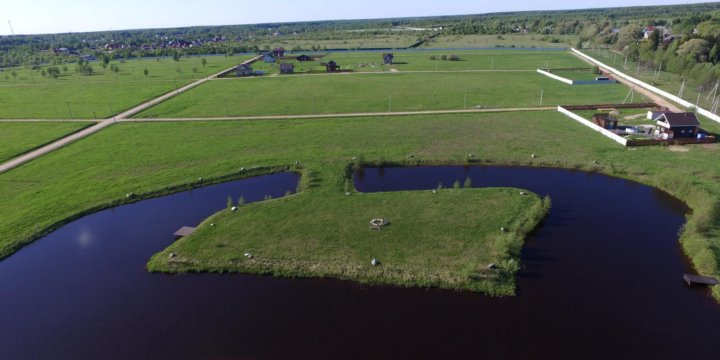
(540, 89, 544, 107)
(464, 89, 467, 110)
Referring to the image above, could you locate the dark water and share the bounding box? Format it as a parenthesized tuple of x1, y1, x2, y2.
(0, 167, 718, 359)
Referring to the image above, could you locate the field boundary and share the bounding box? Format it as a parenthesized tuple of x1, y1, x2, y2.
(123, 107, 557, 123)
(537, 69, 573, 85)
(572, 48, 720, 123)
(557, 106, 628, 146)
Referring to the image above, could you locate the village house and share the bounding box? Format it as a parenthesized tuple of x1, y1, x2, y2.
(263, 53, 276, 63)
(236, 64, 254, 77)
(279, 63, 295, 74)
(326, 60, 339, 72)
(383, 53, 394, 65)
(273, 47, 285, 58)
(592, 113, 618, 130)
(296, 54, 313, 62)
(643, 26, 669, 39)
(653, 112, 700, 139)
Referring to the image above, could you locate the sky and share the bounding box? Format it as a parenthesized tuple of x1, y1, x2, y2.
(1, 0, 716, 36)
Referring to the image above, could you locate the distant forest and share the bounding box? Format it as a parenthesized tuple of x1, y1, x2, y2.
(3, 2, 720, 86)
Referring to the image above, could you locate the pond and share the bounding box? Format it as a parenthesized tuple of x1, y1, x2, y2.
(0, 167, 718, 359)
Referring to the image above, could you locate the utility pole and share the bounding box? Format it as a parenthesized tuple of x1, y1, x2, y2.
(539, 89, 544, 107)
(224, 98, 230, 116)
(65, 102, 73, 119)
(464, 89, 467, 110)
(7, 20, 14, 36)
(678, 79, 686, 99)
(696, 86, 703, 108)
(388, 95, 391, 112)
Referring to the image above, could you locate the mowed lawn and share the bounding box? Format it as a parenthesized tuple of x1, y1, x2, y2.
(250, 50, 590, 74)
(0, 55, 246, 119)
(0, 121, 93, 162)
(422, 34, 578, 49)
(138, 72, 644, 117)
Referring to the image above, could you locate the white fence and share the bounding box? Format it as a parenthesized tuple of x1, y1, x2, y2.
(557, 106, 628, 146)
(571, 48, 720, 124)
(536, 69, 573, 85)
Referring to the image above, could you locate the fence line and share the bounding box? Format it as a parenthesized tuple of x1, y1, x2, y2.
(571, 48, 720, 124)
(536, 69, 573, 85)
(557, 106, 628, 146)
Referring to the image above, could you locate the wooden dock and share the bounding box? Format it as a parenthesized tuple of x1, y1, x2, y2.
(683, 274, 719, 286)
(174, 226, 196, 237)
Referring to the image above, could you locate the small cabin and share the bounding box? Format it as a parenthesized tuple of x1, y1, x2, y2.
(262, 53, 276, 63)
(383, 53, 394, 65)
(236, 64, 253, 77)
(296, 54, 313, 62)
(279, 63, 295, 74)
(654, 112, 700, 139)
(273, 47, 285, 58)
(592, 113, 618, 130)
(326, 60, 339, 72)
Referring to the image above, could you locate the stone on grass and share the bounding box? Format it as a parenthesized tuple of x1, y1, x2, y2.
(244, 253, 253, 259)
(231, 206, 237, 211)
(371, 258, 379, 267)
(487, 263, 497, 270)
(169, 253, 176, 259)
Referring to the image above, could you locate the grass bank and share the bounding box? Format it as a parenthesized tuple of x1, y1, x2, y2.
(0, 112, 718, 298)
(0, 121, 94, 162)
(148, 164, 549, 294)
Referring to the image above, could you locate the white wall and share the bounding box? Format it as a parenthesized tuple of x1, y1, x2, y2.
(571, 48, 720, 124)
(536, 69, 573, 85)
(557, 106, 628, 146)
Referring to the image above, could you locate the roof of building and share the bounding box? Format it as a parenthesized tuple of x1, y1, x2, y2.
(280, 63, 294, 69)
(656, 112, 700, 127)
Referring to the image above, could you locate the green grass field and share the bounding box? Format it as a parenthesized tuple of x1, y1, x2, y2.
(248, 50, 590, 75)
(0, 55, 245, 119)
(149, 185, 548, 295)
(422, 34, 578, 49)
(0, 111, 718, 297)
(0, 121, 93, 162)
(138, 72, 644, 118)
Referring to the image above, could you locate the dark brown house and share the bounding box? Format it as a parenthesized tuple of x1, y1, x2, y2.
(279, 63, 295, 74)
(592, 113, 618, 130)
(236, 64, 253, 77)
(273, 47, 285, 58)
(383, 53, 394, 65)
(296, 54, 313, 62)
(655, 112, 700, 139)
(326, 60, 339, 72)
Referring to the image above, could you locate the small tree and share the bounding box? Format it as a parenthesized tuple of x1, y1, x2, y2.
(227, 196, 233, 209)
(172, 52, 181, 62)
(453, 180, 461, 190)
(201, 58, 207, 67)
(143, 68, 149, 77)
(463, 177, 473, 188)
(237, 196, 245, 206)
(11, 70, 17, 79)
